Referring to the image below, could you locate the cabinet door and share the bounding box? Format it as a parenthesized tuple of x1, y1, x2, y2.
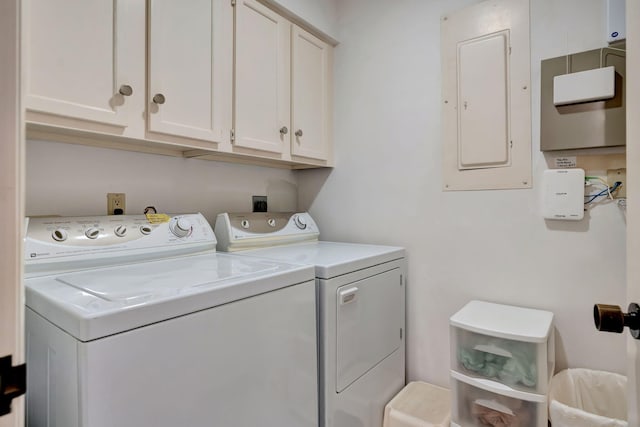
(291, 26, 331, 160)
(148, 0, 230, 143)
(234, 0, 290, 154)
(24, 0, 138, 128)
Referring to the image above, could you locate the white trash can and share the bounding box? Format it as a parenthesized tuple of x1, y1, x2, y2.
(382, 381, 451, 427)
(548, 368, 628, 427)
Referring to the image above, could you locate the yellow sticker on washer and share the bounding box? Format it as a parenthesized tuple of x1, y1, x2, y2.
(146, 213, 171, 224)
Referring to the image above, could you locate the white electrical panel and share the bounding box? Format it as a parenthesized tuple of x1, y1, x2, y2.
(541, 169, 585, 221)
(441, 0, 531, 191)
(457, 31, 510, 170)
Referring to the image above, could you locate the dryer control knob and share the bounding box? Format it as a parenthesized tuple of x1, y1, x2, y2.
(85, 227, 100, 240)
(293, 215, 307, 230)
(51, 229, 68, 242)
(114, 225, 127, 237)
(267, 218, 276, 227)
(140, 225, 153, 235)
(170, 217, 192, 238)
(241, 219, 250, 229)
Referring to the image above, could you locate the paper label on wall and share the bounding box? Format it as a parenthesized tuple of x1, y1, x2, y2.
(554, 157, 577, 168)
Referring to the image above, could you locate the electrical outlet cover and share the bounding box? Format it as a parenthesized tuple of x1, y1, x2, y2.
(607, 168, 626, 198)
(107, 193, 126, 215)
(252, 196, 267, 212)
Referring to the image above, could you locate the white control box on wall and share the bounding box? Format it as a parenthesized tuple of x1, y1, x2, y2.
(541, 169, 585, 221)
(607, 0, 626, 43)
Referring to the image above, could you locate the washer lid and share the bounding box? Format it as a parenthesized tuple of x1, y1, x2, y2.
(25, 253, 314, 342)
(242, 241, 405, 279)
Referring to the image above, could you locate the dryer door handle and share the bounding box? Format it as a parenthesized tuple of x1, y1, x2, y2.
(339, 287, 359, 305)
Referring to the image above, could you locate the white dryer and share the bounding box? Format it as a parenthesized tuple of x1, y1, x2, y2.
(214, 212, 406, 427)
(24, 213, 318, 427)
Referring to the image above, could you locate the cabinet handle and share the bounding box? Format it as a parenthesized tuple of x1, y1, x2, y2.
(152, 94, 166, 105)
(279, 126, 288, 135)
(295, 129, 303, 137)
(118, 85, 133, 96)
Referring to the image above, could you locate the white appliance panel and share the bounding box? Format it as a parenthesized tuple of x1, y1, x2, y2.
(319, 260, 406, 427)
(26, 309, 80, 427)
(336, 268, 402, 392)
(25, 213, 216, 275)
(326, 350, 405, 427)
(28, 281, 318, 427)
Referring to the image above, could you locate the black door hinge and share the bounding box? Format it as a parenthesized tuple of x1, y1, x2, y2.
(0, 355, 26, 417)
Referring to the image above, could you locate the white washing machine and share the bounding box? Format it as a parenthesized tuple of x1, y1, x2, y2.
(24, 213, 318, 427)
(214, 212, 406, 427)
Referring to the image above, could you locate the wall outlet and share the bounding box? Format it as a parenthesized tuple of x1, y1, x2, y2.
(252, 195, 267, 212)
(107, 193, 126, 215)
(607, 168, 626, 198)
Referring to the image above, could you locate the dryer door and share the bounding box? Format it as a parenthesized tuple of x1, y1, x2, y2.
(335, 267, 403, 392)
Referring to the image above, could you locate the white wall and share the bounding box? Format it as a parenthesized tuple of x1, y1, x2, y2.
(298, 0, 627, 387)
(26, 140, 298, 224)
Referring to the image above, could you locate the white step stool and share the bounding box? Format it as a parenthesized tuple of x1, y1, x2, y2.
(383, 381, 451, 427)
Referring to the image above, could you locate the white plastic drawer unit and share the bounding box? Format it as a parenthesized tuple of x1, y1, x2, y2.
(335, 267, 403, 392)
(450, 301, 555, 394)
(450, 371, 547, 427)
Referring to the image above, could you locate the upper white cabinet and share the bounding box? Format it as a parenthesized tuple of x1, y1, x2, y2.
(233, 0, 333, 164)
(147, 0, 231, 143)
(291, 26, 332, 161)
(24, 0, 143, 129)
(234, 0, 290, 154)
(24, 0, 231, 147)
(23, 0, 332, 168)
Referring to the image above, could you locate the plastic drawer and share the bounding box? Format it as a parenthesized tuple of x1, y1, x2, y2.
(450, 370, 547, 427)
(450, 301, 554, 394)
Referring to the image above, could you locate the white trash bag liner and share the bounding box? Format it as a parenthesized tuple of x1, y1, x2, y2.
(549, 368, 628, 427)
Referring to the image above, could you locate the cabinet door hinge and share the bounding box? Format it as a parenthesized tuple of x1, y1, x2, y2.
(400, 328, 403, 339)
(230, 129, 235, 143)
(400, 274, 403, 286)
(0, 355, 26, 416)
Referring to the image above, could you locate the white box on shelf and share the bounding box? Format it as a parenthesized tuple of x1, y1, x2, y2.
(553, 66, 615, 106)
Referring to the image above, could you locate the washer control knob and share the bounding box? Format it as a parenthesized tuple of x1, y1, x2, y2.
(241, 219, 250, 229)
(85, 227, 100, 240)
(140, 225, 153, 235)
(293, 215, 307, 230)
(267, 218, 276, 227)
(170, 217, 192, 238)
(114, 225, 127, 237)
(51, 229, 68, 242)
